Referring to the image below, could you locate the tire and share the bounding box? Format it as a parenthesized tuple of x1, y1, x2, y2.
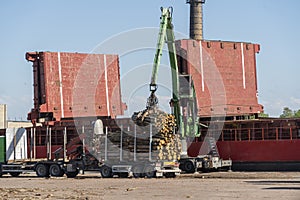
(100, 166, 113, 178)
(132, 165, 144, 178)
(35, 164, 49, 177)
(223, 166, 231, 172)
(66, 170, 79, 178)
(144, 165, 156, 178)
(164, 172, 176, 178)
(183, 160, 195, 174)
(10, 172, 21, 177)
(201, 160, 210, 173)
(118, 172, 128, 178)
(0, 163, 3, 177)
(50, 164, 64, 177)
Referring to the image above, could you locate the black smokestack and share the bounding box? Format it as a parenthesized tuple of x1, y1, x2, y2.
(187, 0, 205, 40)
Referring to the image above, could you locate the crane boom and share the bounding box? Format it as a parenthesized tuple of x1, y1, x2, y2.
(132, 7, 200, 138)
(150, 8, 169, 90)
(132, 7, 182, 130)
(148, 7, 181, 128)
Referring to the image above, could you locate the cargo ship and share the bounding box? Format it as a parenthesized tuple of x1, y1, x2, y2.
(2, 45, 299, 172)
(174, 39, 300, 171)
(1, 2, 299, 173)
(20, 41, 300, 171)
(174, 1, 300, 171)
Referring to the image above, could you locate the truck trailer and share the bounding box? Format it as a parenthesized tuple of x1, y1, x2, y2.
(0, 118, 180, 178)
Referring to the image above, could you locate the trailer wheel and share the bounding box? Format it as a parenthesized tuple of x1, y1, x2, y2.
(144, 165, 156, 178)
(35, 164, 49, 177)
(9, 172, 21, 177)
(66, 170, 79, 178)
(100, 166, 113, 178)
(50, 164, 64, 177)
(164, 172, 176, 178)
(132, 165, 144, 178)
(182, 160, 195, 174)
(0, 163, 2, 177)
(201, 160, 210, 173)
(118, 172, 128, 178)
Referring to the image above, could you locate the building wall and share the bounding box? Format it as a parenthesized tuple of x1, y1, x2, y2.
(7, 121, 35, 128)
(0, 104, 7, 129)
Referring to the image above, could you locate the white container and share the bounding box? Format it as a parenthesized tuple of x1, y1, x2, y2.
(6, 128, 27, 161)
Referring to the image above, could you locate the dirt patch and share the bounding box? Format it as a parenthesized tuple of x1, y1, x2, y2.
(0, 172, 299, 200)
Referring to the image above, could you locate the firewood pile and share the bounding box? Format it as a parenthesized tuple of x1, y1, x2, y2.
(153, 111, 181, 161)
(97, 109, 181, 162)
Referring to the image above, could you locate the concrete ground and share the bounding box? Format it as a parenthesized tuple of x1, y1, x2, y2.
(0, 172, 299, 200)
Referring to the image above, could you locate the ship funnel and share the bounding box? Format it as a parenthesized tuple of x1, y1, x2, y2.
(187, 0, 205, 40)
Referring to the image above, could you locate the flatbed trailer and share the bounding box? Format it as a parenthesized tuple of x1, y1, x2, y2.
(0, 159, 97, 178)
(0, 125, 96, 178)
(0, 161, 35, 177)
(0, 120, 180, 178)
(97, 123, 181, 178)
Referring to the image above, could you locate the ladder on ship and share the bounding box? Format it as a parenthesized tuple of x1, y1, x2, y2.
(205, 137, 219, 157)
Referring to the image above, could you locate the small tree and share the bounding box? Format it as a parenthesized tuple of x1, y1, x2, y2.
(280, 107, 294, 118)
(294, 109, 300, 118)
(258, 113, 269, 118)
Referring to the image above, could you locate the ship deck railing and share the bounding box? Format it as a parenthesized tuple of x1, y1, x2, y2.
(200, 126, 300, 142)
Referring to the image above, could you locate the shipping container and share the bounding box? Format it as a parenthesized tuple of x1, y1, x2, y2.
(176, 39, 263, 117)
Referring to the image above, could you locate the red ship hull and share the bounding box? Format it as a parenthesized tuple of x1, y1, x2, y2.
(217, 140, 300, 162)
(188, 118, 300, 171)
(188, 140, 300, 162)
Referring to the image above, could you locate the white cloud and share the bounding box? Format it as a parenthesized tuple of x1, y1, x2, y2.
(260, 96, 300, 117)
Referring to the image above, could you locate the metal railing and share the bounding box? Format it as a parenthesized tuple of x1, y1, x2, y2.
(202, 126, 300, 142)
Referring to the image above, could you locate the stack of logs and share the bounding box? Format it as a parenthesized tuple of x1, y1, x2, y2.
(98, 110, 182, 162)
(154, 111, 182, 161)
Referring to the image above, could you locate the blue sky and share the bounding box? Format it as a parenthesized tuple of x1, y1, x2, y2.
(0, 0, 299, 119)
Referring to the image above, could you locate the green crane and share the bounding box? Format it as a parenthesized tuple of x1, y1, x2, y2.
(131, 6, 232, 174)
(149, 7, 181, 132)
(132, 7, 200, 138)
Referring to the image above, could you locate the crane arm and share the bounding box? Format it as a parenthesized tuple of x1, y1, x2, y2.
(164, 8, 182, 135)
(146, 7, 172, 109)
(147, 7, 180, 113)
(149, 8, 169, 91)
(132, 7, 200, 139)
(132, 7, 183, 131)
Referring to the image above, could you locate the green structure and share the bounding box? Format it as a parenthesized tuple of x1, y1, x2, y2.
(0, 136, 5, 163)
